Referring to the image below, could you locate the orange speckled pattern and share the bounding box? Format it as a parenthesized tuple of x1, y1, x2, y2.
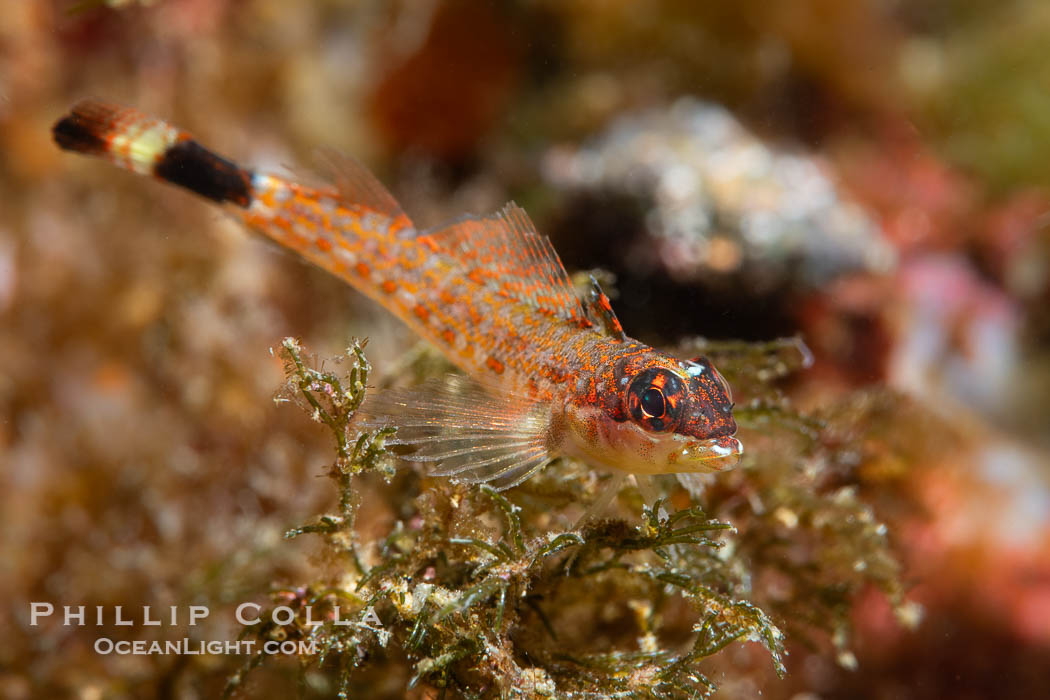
(52, 100, 740, 481)
(239, 173, 739, 449)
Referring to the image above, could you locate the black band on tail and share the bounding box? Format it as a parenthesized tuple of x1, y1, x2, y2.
(154, 141, 254, 208)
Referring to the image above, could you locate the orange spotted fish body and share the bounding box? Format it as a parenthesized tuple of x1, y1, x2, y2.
(53, 100, 741, 492)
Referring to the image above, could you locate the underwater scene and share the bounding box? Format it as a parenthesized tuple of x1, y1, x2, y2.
(2, 1, 1050, 698)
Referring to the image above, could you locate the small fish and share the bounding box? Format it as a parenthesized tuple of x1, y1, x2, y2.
(52, 100, 741, 500)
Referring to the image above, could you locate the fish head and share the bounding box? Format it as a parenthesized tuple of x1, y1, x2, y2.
(564, 353, 742, 475)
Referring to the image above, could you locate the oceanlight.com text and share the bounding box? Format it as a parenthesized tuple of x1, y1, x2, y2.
(93, 638, 319, 656)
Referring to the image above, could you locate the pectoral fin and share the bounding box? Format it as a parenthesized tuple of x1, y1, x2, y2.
(360, 375, 555, 491)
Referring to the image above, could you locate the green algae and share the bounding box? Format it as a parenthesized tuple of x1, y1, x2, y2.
(225, 336, 915, 698)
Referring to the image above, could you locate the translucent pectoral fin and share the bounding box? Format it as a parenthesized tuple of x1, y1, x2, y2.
(359, 375, 555, 491)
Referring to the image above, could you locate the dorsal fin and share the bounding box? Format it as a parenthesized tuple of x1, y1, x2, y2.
(422, 203, 587, 321)
(582, 274, 627, 341)
(313, 148, 414, 233)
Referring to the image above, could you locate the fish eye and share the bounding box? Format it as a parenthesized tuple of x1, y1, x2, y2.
(641, 387, 665, 417)
(627, 368, 683, 432)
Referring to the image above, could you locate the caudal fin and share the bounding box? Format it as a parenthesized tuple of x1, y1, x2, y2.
(52, 100, 253, 208)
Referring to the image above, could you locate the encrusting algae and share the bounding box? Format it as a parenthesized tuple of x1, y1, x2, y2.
(219, 335, 915, 697)
(238, 338, 786, 698)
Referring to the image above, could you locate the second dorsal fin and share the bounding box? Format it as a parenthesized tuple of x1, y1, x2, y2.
(421, 203, 587, 322)
(313, 148, 414, 234)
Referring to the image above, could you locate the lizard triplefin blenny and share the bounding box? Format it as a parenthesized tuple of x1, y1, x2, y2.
(52, 100, 741, 501)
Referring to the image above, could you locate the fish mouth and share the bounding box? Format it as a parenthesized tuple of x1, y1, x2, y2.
(675, 435, 743, 472)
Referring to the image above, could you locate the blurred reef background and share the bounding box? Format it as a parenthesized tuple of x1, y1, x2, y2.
(2, 1, 1050, 698)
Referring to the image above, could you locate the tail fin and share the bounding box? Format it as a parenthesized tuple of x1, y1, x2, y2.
(52, 100, 253, 208)
(52, 100, 423, 324)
